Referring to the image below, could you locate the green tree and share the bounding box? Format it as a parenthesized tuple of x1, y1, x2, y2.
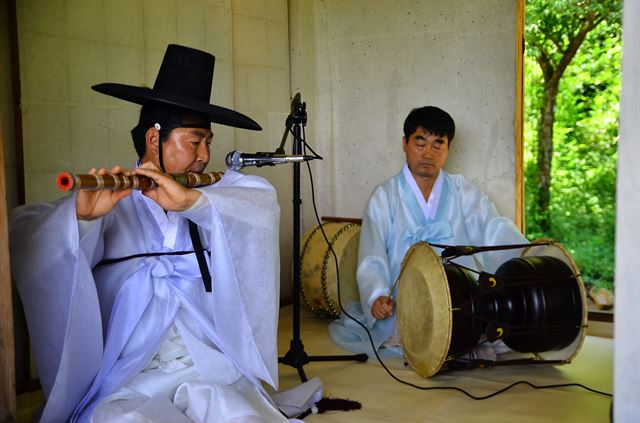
(525, 0, 621, 232)
(525, 0, 622, 291)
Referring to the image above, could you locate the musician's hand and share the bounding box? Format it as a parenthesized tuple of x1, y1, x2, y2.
(76, 166, 133, 220)
(371, 296, 395, 320)
(134, 164, 202, 211)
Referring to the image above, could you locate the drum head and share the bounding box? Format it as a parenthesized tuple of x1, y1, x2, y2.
(397, 242, 452, 378)
(520, 239, 588, 363)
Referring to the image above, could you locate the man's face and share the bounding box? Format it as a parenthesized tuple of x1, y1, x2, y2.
(161, 126, 213, 173)
(402, 127, 449, 180)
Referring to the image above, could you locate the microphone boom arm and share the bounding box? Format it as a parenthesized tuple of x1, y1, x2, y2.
(276, 92, 306, 154)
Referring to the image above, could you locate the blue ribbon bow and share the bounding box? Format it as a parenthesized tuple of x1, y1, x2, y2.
(404, 220, 453, 245)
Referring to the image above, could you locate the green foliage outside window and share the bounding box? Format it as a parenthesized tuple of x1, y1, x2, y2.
(524, 1, 621, 291)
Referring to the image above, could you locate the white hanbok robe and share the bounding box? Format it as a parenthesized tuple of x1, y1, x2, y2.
(329, 166, 528, 355)
(10, 170, 304, 422)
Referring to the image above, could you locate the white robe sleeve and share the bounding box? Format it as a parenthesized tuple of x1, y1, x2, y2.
(183, 170, 281, 388)
(356, 185, 394, 323)
(9, 195, 105, 423)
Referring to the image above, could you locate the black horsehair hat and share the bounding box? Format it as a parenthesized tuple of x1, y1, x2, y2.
(92, 44, 261, 131)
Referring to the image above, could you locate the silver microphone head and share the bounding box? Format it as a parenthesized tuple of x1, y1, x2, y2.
(225, 150, 243, 171)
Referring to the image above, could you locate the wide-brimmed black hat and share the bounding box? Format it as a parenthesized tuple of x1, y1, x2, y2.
(92, 44, 261, 131)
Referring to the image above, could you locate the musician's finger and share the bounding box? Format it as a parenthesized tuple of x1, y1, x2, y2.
(138, 161, 161, 171)
(134, 166, 162, 177)
(114, 188, 133, 201)
(372, 308, 383, 320)
(133, 167, 159, 180)
(133, 167, 165, 189)
(109, 165, 132, 176)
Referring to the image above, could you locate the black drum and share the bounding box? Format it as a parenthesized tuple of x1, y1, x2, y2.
(396, 240, 587, 378)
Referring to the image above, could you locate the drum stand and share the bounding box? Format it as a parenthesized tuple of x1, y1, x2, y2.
(278, 94, 368, 383)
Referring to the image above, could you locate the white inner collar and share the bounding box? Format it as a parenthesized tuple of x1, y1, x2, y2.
(402, 163, 443, 221)
(134, 161, 180, 249)
(139, 193, 180, 249)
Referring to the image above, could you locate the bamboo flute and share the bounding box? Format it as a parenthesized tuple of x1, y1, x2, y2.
(56, 171, 224, 191)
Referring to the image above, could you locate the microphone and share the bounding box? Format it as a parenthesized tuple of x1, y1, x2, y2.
(437, 243, 536, 258)
(276, 92, 306, 154)
(440, 245, 479, 258)
(225, 150, 316, 170)
(289, 92, 302, 115)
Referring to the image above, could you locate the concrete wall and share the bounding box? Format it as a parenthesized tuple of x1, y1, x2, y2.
(290, 0, 520, 232)
(230, 0, 294, 300)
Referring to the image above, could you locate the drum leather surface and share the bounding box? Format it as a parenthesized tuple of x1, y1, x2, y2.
(397, 242, 452, 377)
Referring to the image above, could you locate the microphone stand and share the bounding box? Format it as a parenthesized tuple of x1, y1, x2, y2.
(278, 95, 368, 383)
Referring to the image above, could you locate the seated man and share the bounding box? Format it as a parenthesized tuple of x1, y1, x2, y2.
(330, 106, 528, 359)
(10, 44, 319, 423)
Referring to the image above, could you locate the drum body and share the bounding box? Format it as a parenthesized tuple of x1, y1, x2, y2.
(397, 240, 587, 377)
(299, 222, 361, 318)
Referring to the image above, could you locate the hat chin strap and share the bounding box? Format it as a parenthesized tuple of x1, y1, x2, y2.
(155, 122, 167, 172)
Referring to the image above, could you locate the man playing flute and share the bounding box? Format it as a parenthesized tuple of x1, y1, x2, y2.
(10, 44, 319, 422)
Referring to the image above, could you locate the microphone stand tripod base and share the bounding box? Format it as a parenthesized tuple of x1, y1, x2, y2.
(279, 338, 369, 382)
(279, 339, 310, 381)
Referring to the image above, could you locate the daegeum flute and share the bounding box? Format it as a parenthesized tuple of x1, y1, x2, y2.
(56, 171, 224, 191)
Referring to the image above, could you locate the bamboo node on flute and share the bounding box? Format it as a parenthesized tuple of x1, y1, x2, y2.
(56, 171, 224, 191)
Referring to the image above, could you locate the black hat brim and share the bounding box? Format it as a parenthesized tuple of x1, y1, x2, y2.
(92, 83, 261, 131)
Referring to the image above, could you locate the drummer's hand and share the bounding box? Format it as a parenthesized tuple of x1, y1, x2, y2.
(134, 163, 201, 211)
(372, 296, 395, 320)
(76, 166, 133, 220)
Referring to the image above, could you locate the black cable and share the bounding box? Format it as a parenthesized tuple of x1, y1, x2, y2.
(291, 126, 322, 160)
(96, 250, 206, 267)
(299, 126, 612, 401)
(188, 220, 213, 292)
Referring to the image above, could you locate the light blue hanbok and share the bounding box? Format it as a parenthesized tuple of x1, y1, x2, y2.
(329, 164, 528, 356)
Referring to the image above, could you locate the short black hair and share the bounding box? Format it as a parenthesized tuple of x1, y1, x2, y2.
(403, 106, 455, 144)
